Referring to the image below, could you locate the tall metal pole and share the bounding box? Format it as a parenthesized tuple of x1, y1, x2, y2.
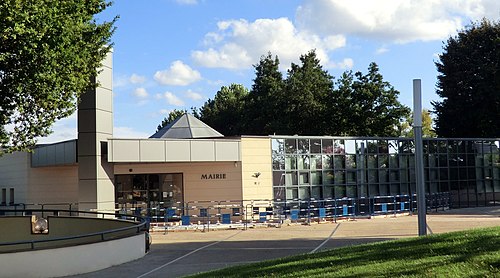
(413, 79, 427, 236)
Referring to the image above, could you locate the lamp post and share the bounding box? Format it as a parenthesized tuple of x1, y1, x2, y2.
(413, 79, 427, 236)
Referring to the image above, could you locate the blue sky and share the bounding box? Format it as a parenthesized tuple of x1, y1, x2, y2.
(39, 0, 499, 143)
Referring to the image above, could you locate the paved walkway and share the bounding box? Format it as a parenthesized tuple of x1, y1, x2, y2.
(70, 207, 500, 278)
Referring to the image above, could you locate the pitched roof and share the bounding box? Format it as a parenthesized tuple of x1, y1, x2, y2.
(149, 113, 224, 139)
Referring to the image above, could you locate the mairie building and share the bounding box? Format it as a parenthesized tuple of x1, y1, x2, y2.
(1, 52, 499, 219)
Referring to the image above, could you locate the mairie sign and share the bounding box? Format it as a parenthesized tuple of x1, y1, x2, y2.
(201, 173, 226, 180)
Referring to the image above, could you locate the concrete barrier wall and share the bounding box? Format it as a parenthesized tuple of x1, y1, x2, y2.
(0, 216, 137, 244)
(0, 233, 146, 278)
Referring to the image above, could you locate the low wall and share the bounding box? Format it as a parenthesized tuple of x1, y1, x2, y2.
(0, 233, 146, 278)
(0, 216, 137, 247)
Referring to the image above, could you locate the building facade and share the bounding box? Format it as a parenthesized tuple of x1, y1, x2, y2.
(1, 51, 499, 217)
(271, 137, 500, 209)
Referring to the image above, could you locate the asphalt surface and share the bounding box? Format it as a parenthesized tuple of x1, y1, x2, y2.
(70, 207, 500, 278)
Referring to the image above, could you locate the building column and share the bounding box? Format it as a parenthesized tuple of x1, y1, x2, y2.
(77, 51, 114, 213)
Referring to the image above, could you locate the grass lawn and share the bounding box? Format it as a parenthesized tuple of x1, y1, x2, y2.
(188, 226, 500, 277)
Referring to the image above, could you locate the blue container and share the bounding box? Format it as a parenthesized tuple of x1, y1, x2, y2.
(181, 215, 190, 226)
(319, 208, 326, 218)
(259, 212, 267, 222)
(222, 213, 231, 224)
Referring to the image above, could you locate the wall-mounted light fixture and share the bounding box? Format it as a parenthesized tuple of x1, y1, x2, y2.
(252, 172, 261, 178)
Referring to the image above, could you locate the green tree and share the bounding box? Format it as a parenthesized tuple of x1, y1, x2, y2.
(399, 109, 437, 137)
(334, 63, 411, 136)
(0, 0, 116, 152)
(198, 84, 249, 136)
(156, 109, 188, 132)
(245, 53, 284, 135)
(283, 50, 334, 135)
(433, 19, 500, 137)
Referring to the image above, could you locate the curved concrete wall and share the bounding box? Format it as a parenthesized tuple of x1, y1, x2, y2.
(0, 233, 146, 278)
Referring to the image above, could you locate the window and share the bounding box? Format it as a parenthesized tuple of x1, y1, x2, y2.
(232, 208, 240, 216)
(1, 188, 6, 205)
(9, 188, 14, 205)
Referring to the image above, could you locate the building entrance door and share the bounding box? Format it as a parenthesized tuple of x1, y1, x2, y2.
(115, 173, 183, 216)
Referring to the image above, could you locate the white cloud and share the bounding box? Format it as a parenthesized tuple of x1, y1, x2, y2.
(326, 58, 354, 70)
(296, 0, 499, 43)
(161, 91, 185, 106)
(36, 113, 77, 144)
(375, 47, 389, 55)
(192, 17, 346, 70)
(129, 74, 146, 84)
(175, 0, 197, 5)
(133, 87, 149, 99)
(113, 126, 150, 138)
(159, 109, 171, 115)
(184, 89, 203, 101)
(113, 74, 129, 88)
(154, 60, 202, 86)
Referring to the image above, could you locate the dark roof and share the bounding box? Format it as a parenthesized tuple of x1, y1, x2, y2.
(149, 113, 224, 139)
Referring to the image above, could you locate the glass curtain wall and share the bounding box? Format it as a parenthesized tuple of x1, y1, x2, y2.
(272, 137, 500, 208)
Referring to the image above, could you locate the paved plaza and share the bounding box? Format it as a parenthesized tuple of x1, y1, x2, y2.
(71, 207, 500, 278)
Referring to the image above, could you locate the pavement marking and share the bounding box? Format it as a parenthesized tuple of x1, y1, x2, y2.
(309, 223, 341, 254)
(427, 224, 434, 235)
(136, 230, 243, 278)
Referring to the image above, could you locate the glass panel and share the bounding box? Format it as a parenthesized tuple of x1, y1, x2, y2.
(310, 139, 322, 154)
(367, 140, 378, 153)
(438, 154, 448, 167)
(346, 154, 356, 169)
(324, 186, 334, 199)
(400, 169, 408, 183)
(345, 140, 356, 154)
(285, 172, 298, 185)
(368, 169, 378, 183)
(439, 168, 449, 180)
(298, 139, 310, 154)
(428, 154, 438, 167)
(399, 140, 414, 153)
(356, 140, 367, 154)
(323, 171, 334, 185)
(322, 139, 333, 154)
(346, 171, 356, 184)
(334, 171, 345, 184)
(298, 155, 310, 170)
(378, 155, 388, 168)
(378, 140, 388, 153)
(311, 171, 322, 184)
(311, 155, 322, 170)
(334, 185, 346, 198)
(272, 155, 285, 170)
(399, 155, 408, 168)
(286, 187, 298, 200)
(388, 140, 398, 154)
(273, 171, 285, 186)
(299, 187, 310, 199)
(273, 187, 285, 200)
(299, 172, 310, 184)
(379, 169, 389, 183)
(334, 155, 345, 169)
(323, 155, 333, 169)
(272, 139, 284, 154)
(389, 170, 399, 182)
(346, 186, 357, 198)
(368, 155, 377, 168)
(389, 154, 398, 168)
(285, 156, 297, 170)
(334, 140, 345, 154)
(285, 139, 297, 154)
(311, 186, 322, 199)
